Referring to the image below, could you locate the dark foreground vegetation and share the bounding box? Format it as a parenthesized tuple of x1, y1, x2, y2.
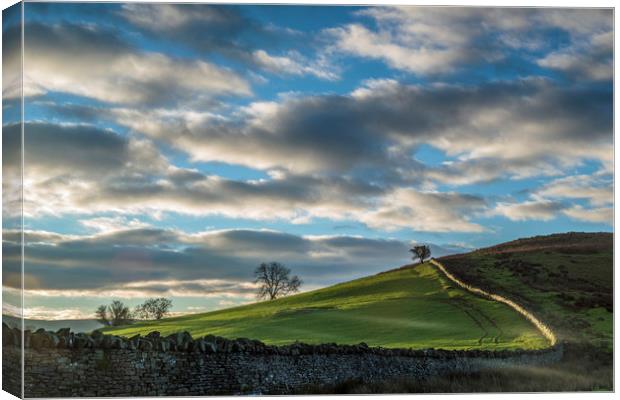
(299, 342, 611, 393)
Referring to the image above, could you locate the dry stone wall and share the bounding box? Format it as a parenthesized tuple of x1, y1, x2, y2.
(3, 324, 563, 397)
(430, 259, 557, 346)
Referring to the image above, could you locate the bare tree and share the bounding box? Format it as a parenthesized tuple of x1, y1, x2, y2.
(108, 300, 132, 326)
(135, 298, 173, 320)
(95, 305, 109, 325)
(410, 245, 432, 264)
(254, 262, 302, 300)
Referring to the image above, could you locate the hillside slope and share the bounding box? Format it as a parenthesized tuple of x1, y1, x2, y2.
(470, 231, 612, 255)
(437, 232, 613, 390)
(105, 262, 547, 350)
(440, 232, 612, 350)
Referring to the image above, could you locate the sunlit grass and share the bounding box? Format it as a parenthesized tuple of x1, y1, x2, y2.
(105, 262, 547, 350)
(450, 250, 613, 350)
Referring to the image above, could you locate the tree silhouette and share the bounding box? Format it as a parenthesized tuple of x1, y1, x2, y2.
(410, 245, 431, 264)
(135, 298, 173, 320)
(95, 301, 132, 326)
(108, 300, 132, 326)
(254, 262, 302, 300)
(95, 305, 109, 325)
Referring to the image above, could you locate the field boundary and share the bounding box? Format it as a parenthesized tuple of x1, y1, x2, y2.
(5, 341, 563, 396)
(429, 259, 556, 346)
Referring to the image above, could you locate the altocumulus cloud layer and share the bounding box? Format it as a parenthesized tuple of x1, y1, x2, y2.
(1, 4, 612, 319)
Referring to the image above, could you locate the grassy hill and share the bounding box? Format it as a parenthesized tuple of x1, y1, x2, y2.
(440, 232, 612, 351)
(433, 232, 613, 392)
(105, 262, 547, 350)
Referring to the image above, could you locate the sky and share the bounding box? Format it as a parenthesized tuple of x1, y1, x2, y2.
(1, 3, 613, 320)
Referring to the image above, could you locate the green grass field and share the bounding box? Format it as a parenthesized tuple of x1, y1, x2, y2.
(440, 233, 613, 351)
(434, 232, 613, 392)
(105, 262, 547, 350)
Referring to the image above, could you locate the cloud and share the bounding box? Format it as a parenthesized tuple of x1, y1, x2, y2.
(112, 78, 612, 184)
(326, 7, 612, 79)
(119, 3, 338, 81)
(252, 49, 339, 80)
(2, 8, 24, 100)
(360, 189, 486, 232)
(562, 205, 613, 224)
(2, 124, 22, 221)
(3, 301, 97, 320)
(426, 158, 564, 186)
(119, 4, 254, 56)
(111, 95, 399, 175)
(5, 228, 422, 296)
(4, 122, 137, 174)
(121, 3, 239, 32)
(80, 216, 152, 233)
(488, 173, 613, 225)
(326, 22, 463, 75)
(6, 21, 251, 105)
(537, 26, 612, 81)
(2, 121, 170, 217)
(490, 199, 565, 222)
(490, 199, 612, 225)
(64, 171, 383, 224)
(17, 72, 612, 230)
(536, 174, 613, 207)
(12, 117, 496, 233)
(20, 306, 95, 321)
(324, 7, 488, 75)
(12, 279, 259, 301)
(11, 119, 492, 232)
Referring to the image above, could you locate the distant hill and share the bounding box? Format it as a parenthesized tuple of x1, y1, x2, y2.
(3, 315, 104, 333)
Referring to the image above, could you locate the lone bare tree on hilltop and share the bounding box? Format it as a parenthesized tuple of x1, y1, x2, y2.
(410, 245, 432, 264)
(254, 262, 302, 300)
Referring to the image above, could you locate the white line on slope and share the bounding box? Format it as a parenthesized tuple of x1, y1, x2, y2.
(429, 259, 557, 346)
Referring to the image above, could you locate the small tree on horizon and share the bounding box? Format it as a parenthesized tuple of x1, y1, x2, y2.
(95, 305, 109, 325)
(94, 301, 132, 326)
(410, 245, 432, 264)
(135, 298, 173, 320)
(254, 262, 302, 301)
(108, 300, 132, 326)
